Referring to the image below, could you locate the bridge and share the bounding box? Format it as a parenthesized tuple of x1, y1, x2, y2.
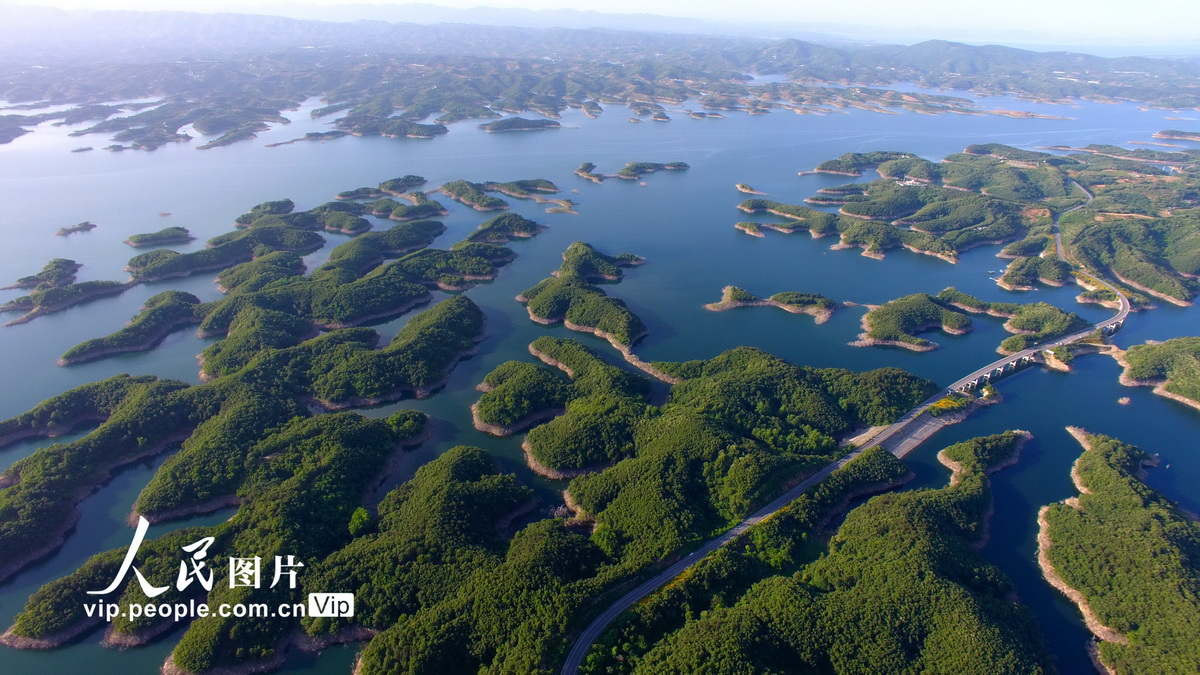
(558, 185, 1130, 675)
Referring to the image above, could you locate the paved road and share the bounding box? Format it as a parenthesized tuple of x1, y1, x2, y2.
(1053, 180, 1093, 262)
(559, 183, 1127, 675)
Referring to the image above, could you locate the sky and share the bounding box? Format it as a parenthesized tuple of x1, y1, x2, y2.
(10, 0, 1200, 49)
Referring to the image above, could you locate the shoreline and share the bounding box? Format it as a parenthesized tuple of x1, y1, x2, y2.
(0, 428, 193, 585)
(1035, 426, 1130, 661)
(521, 438, 612, 480)
(702, 287, 834, 324)
(2, 283, 134, 327)
(0, 413, 108, 450)
(1102, 346, 1200, 413)
(937, 430, 1030, 550)
(470, 402, 566, 437)
(130, 493, 242, 527)
(848, 308, 941, 352)
(58, 316, 200, 366)
(1111, 271, 1192, 307)
(162, 626, 376, 675)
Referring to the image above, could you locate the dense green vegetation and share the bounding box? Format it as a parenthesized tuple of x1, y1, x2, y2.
(125, 226, 194, 247)
(11, 410, 428, 670)
(438, 180, 509, 210)
(387, 193, 449, 221)
(2, 258, 80, 290)
(0, 279, 130, 320)
(473, 361, 571, 431)
(520, 242, 647, 347)
(859, 293, 972, 349)
(585, 446, 910, 673)
(1001, 234, 1054, 257)
(815, 150, 915, 175)
(616, 162, 689, 179)
(475, 337, 650, 470)
(1000, 255, 1072, 288)
(1042, 432, 1200, 673)
(935, 287, 1088, 352)
(378, 175, 428, 194)
(770, 291, 835, 310)
(126, 224, 324, 281)
(59, 291, 201, 365)
(1122, 337, 1200, 403)
(0, 373, 157, 446)
(599, 432, 1052, 674)
(468, 213, 542, 242)
(856, 287, 1087, 353)
(480, 117, 561, 132)
(336, 186, 387, 200)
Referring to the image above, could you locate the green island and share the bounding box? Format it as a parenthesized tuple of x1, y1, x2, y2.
(58, 291, 201, 365)
(585, 431, 1052, 675)
(124, 226, 194, 247)
(336, 187, 387, 200)
(615, 162, 689, 179)
(383, 193, 450, 221)
(0, 280, 133, 327)
(518, 242, 648, 354)
(575, 162, 604, 183)
(335, 115, 448, 139)
(704, 285, 837, 323)
(1, 258, 81, 291)
(125, 223, 325, 282)
(851, 287, 1086, 354)
(473, 337, 651, 476)
(1154, 129, 1200, 142)
(1111, 336, 1200, 411)
(735, 182, 766, 194)
(997, 255, 1072, 290)
(1039, 429, 1200, 674)
(852, 293, 973, 351)
(480, 117, 562, 132)
(437, 179, 510, 211)
(377, 175, 427, 195)
(467, 213, 543, 243)
(54, 221, 96, 236)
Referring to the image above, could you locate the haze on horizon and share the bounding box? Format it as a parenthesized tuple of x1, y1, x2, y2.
(6, 0, 1200, 55)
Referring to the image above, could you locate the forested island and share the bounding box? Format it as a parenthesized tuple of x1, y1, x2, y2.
(518, 242, 648, 354)
(852, 288, 1085, 353)
(480, 117, 562, 132)
(1153, 129, 1200, 142)
(124, 226, 194, 247)
(1039, 430, 1200, 674)
(1111, 337, 1200, 410)
(54, 222, 96, 237)
(1, 259, 81, 290)
(704, 286, 836, 323)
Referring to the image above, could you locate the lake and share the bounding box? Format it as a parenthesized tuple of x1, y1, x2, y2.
(0, 89, 1196, 673)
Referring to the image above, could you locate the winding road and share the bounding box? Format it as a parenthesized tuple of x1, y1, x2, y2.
(558, 185, 1128, 675)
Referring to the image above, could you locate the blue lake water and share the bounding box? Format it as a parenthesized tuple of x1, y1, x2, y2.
(0, 90, 1196, 673)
